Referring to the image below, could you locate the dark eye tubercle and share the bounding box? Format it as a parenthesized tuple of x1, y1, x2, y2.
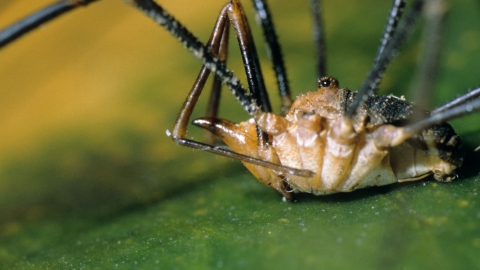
(318, 76, 339, 89)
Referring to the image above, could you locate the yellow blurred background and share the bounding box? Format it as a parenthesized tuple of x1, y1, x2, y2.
(0, 0, 478, 221)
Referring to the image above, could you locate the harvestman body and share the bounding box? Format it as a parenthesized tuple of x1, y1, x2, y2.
(195, 75, 463, 197)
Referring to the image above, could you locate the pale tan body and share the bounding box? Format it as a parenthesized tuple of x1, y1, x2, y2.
(196, 80, 457, 197)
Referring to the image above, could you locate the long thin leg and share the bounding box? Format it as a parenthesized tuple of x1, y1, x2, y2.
(410, 0, 447, 110)
(228, 0, 272, 113)
(309, 0, 327, 79)
(227, 0, 274, 154)
(371, 0, 406, 81)
(204, 8, 230, 145)
(201, 0, 272, 153)
(205, 23, 230, 121)
(432, 87, 480, 114)
(227, 1, 279, 159)
(0, 0, 99, 49)
(251, 0, 293, 114)
(404, 89, 480, 136)
(346, 0, 423, 118)
(171, 4, 230, 141)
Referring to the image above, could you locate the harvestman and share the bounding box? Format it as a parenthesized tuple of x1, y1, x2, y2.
(1, 0, 479, 201)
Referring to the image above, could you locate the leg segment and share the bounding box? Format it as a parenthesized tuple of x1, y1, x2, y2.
(309, 0, 327, 79)
(203, 7, 231, 144)
(251, 0, 293, 114)
(371, 0, 407, 83)
(410, 0, 447, 110)
(0, 0, 99, 49)
(228, 0, 272, 112)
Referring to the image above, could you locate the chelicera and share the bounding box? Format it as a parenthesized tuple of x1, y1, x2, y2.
(1, 0, 479, 201)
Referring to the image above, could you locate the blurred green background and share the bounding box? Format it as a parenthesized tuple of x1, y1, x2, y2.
(0, 0, 479, 268)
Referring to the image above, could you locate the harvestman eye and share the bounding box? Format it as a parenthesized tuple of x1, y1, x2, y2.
(319, 78, 331, 88)
(318, 76, 339, 89)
